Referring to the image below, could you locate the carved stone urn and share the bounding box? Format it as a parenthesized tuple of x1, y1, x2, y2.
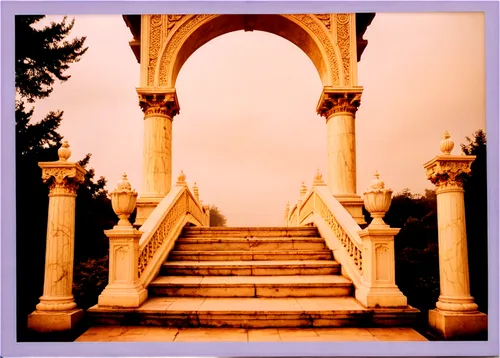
(363, 171, 393, 227)
(110, 173, 138, 226)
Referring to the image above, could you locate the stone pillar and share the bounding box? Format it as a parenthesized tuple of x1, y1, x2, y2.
(135, 88, 180, 226)
(28, 141, 86, 332)
(356, 172, 407, 308)
(424, 131, 487, 339)
(98, 174, 147, 308)
(317, 87, 365, 225)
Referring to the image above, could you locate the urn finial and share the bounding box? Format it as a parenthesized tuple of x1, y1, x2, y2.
(177, 171, 187, 186)
(58, 141, 71, 161)
(440, 130, 454, 155)
(300, 182, 307, 197)
(110, 173, 138, 226)
(363, 171, 393, 227)
(312, 169, 326, 186)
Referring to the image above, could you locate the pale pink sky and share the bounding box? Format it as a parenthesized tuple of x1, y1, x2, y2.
(31, 13, 485, 226)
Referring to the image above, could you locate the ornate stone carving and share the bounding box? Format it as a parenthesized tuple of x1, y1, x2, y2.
(317, 91, 362, 118)
(425, 160, 473, 190)
(363, 171, 393, 227)
(315, 14, 331, 29)
(312, 169, 327, 186)
(290, 14, 340, 85)
(39, 142, 86, 195)
(167, 15, 183, 32)
(138, 92, 180, 117)
(158, 14, 213, 86)
(148, 15, 163, 86)
(336, 14, 351, 85)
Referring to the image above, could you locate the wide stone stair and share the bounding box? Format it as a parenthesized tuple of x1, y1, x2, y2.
(89, 227, 419, 328)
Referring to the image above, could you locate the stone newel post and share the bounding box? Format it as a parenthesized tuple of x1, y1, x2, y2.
(317, 87, 366, 225)
(98, 174, 147, 308)
(356, 171, 407, 308)
(135, 88, 180, 226)
(424, 131, 487, 339)
(28, 141, 86, 332)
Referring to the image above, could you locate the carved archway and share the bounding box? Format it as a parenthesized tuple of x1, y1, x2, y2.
(137, 14, 363, 89)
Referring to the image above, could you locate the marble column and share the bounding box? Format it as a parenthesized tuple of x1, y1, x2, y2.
(317, 87, 365, 225)
(424, 131, 487, 339)
(28, 141, 87, 332)
(135, 88, 180, 226)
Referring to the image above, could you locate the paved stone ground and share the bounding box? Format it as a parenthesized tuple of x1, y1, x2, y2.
(75, 326, 428, 342)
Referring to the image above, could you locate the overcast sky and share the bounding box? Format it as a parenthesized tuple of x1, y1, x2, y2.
(31, 13, 485, 226)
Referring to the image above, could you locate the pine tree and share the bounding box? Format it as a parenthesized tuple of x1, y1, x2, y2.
(461, 130, 488, 313)
(15, 16, 116, 340)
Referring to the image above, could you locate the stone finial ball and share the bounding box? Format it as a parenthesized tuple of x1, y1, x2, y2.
(440, 130, 454, 155)
(58, 141, 71, 161)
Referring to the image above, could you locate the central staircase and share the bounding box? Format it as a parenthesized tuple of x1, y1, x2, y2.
(89, 226, 419, 327)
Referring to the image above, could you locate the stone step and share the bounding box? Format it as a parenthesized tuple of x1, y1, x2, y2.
(174, 237, 328, 252)
(168, 250, 333, 261)
(149, 275, 352, 297)
(88, 297, 420, 328)
(181, 227, 319, 238)
(160, 260, 341, 276)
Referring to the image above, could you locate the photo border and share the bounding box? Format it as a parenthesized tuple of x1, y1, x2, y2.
(1, 1, 498, 356)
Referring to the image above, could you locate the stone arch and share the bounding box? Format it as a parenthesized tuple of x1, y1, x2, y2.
(152, 14, 346, 88)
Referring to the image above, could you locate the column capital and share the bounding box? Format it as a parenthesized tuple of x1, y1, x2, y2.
(38, 142, 86, 195)
(316, 87, 363, 119)
(136, 87, 180, 118)
(424, 156, 475, 191)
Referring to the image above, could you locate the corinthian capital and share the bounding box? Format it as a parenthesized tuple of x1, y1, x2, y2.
(38, 141, 87, 195)
(424, 157, 475, 191)
(136, 88, 180, 118)
(317, 87, 363, 119)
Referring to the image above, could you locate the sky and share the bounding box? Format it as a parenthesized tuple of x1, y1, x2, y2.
(30, 13, 485, 227)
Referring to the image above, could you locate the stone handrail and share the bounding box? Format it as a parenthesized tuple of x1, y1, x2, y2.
(289, 185, 364, 290)
(137, 184, 209, 288)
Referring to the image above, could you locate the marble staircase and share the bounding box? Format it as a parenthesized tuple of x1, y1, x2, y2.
(88, 226, 419, 327)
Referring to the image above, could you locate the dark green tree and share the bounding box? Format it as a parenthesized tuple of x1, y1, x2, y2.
(461, 130, 488, 313)
(15, 15, 116, 339)
(209, 205, 227, 227)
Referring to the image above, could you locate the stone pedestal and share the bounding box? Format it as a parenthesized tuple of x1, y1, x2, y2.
(98, 227, 147, 308)
(135, 88, 180, 226)
(356, 227, 407, 307)
(317, 88, 365, 225)
(28, 142, 86, 332)
(357, 172, 407, 308)
(424, 131, 487, 339)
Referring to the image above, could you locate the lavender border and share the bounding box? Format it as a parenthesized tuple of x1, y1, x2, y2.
(1, 1, 498, 357)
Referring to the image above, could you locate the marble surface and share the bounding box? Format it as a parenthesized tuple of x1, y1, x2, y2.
(75, 326, 427, 342)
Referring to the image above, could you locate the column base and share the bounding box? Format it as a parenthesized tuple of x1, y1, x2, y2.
(429, 308, 487, 339)
(355, 286, 408, 308)
(135, 197, 163, 227)
(334, 195, 366, 225)
(28, 308, 83, 333)
(98, 283, 148, 308)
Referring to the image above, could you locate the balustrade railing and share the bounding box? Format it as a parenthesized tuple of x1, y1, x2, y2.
(285, 170, 407, 308)
(138, 180, 209, 287)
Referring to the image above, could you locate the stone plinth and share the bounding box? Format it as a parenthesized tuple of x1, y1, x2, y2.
(423, 131, 487, 339)
(28, 141, 86, 332)
(317, 87, 365, 225)
(98, 226, 147, 308)
(135, 88, 180, 226)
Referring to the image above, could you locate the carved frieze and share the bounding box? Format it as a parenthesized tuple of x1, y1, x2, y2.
(336, 14, 351, 85)
(148, 15, 163, 86)
(315, 14, 331, 29)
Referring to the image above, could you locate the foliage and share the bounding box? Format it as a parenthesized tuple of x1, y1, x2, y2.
(461, 130, 488, 312)
(209, 205, 227, 227)
(15, 15, 116, 339)
(73, 256, 109, 310)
